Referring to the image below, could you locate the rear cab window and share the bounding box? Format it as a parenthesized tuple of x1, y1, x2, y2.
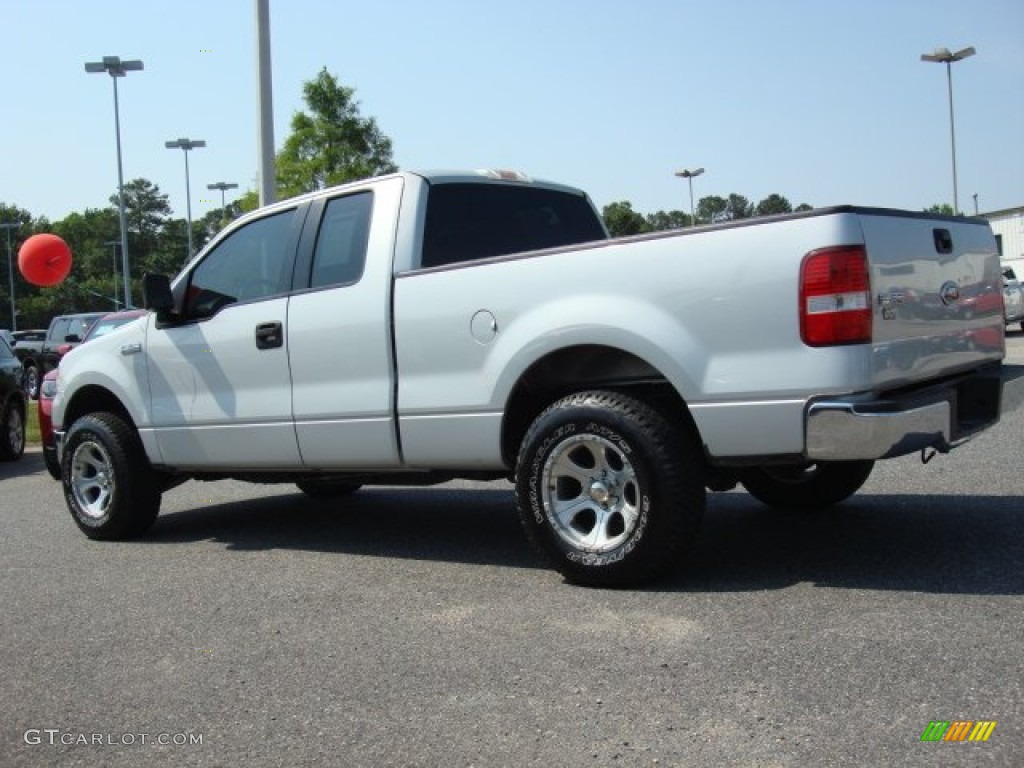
(420, 183, 607, 269)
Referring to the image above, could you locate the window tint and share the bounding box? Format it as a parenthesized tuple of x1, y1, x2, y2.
(310, 193, 372, 288)
(186, 209, 295, 318)
(50, 319, 70, 342)
(67, 315, 100, 340)
(421, 183, 606, 269)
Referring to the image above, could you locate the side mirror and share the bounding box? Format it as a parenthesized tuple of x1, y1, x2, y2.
(143, 273, 175, 313)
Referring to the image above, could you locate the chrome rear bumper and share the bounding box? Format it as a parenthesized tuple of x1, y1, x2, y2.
(806, 364, 1024, 461)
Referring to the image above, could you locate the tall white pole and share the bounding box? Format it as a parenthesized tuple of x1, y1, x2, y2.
(112, 76, 133, 307)
(256, 0, 276, 206)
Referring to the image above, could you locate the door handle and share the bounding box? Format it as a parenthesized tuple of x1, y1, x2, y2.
(254, 321, 283, 350)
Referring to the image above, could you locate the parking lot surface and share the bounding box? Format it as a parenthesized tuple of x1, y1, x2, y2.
(2, 332, 1022, 767)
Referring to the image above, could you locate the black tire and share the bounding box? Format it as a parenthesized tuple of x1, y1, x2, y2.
(515, 390, 705, 587)
(61, 412, 161, 539)
(43, 449, 61, 480)
(23, 364, 39, 400)
(740, 460, 874, 511)
(0, 399, 26, 462)
(295, 480, 362, 499)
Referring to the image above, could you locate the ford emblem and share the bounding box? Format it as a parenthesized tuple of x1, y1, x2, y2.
(939, 280, 960, 306)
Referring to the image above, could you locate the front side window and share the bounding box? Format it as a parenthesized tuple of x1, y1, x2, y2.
(50, 319, 70, 342)
(186, 209, 296, 318)
(310, 193, 372, 288)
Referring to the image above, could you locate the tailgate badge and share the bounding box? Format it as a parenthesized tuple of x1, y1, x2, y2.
(939, 281, 961, 306)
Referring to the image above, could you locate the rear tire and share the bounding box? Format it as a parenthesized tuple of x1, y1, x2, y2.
(515, 390, 705, 587)
(0, 399, 25, 461)
(62, 412, 161, 539)
(23, 364, 39, 400)
(740, 460, 874, 511)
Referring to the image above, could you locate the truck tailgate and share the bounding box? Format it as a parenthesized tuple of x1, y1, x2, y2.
(861, 212, 1004, 389)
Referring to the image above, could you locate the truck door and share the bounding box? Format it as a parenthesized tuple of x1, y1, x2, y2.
(286, 177, 403, 468)
(144, 205, 306, 468)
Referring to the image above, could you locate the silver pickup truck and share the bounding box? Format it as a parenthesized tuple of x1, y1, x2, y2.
(52, 170, 1024, 586)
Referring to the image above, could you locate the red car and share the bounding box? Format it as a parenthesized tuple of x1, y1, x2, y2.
(39, 310, 146, 479)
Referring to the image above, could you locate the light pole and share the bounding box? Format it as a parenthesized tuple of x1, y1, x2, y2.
(85, 55, 143, 308)
(103, 240, 121, 308)
(207, 181, 239, 226)
(921, 46, 975, 215)
(1, 221, 19, 330)
(165, 138, 207, 259)
(674, 167, 705, 227)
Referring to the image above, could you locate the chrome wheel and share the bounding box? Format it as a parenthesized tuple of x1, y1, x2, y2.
(70, 440, 116, 520)
(541, 433, 640, 554)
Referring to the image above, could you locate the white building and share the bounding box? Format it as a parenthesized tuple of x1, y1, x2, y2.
(984, 205, 1024, 276)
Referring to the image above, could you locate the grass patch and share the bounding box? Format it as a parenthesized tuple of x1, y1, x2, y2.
(25, 403, 42, 445)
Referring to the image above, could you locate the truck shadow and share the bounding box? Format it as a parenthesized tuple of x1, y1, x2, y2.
(146, 486, 1024, 595)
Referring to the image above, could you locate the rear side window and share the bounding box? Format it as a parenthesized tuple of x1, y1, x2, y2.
(310, 192, 372, 288)
(421, 183, 606, 269)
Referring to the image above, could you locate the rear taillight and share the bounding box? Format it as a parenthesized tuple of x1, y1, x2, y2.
(800, 245, 871, 346)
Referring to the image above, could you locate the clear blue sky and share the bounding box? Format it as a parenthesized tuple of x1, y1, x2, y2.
(2, 0, 1022, 223)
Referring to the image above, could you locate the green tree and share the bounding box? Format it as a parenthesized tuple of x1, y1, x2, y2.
(725, 194, 753, 220)
(602, 201, 651, 237)
(755, 194, 793, 217)
(795, 203, 813, 212)
(276, 68, 398, 199)
(109, 178, 172, 266)
(645, 210, 691, 231)
(697, 195, 728, 225)
(925, 203, 954, 215)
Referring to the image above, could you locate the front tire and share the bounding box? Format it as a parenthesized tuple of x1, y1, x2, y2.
(515, 391, 705, 587)
(62, 412, 161, 539)
(0, 399, 25, 461)
(740, 460, 874, 511)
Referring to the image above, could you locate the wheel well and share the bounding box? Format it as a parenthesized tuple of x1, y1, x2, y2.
(500, 345, 695, 466)
(62, 385, 135, 432)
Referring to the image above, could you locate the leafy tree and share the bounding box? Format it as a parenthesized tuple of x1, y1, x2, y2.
(755, 194, 793, 217)
(276, 68, 398, 199)
(697, 195, 728, 225)
(725, 194, 753, 220)
(645, 210, 691, 231)
(109, 178, 172, 265)
(795, 203, 813, 212)
(148, 218, 191, 276)
(602, 201, 651, 237)
(925, 203, 954, 215)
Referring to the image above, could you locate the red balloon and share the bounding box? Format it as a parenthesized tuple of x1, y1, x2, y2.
(18, 233, 73, 287)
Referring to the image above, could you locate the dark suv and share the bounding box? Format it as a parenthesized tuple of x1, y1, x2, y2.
(14, 313, 104, 399)
(0, 335, 27, 461)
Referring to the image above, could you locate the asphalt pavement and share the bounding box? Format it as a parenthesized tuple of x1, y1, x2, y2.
(1, 332, 1022, 767)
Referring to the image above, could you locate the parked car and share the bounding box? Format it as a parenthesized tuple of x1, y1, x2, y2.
(14, 313, 104, 399)
(52, 170, 1024, 587)
(39, 310, 146, 478)
(0, 335, 27, 461)
(1003, 267, 1024, 330)
(0, 329, 14, 348)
